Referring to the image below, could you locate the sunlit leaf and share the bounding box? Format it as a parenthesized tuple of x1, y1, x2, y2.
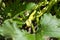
(40, 13, 60, 37)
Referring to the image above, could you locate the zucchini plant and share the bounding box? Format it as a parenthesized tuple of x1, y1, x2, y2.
(0, 0, 60, 40)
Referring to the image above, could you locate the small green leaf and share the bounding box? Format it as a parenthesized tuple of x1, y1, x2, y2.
(25, 2, 36, 10)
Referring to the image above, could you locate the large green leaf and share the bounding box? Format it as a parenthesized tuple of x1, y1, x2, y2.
(40, 13, 60, 37)
(0, 19, 35, 40)
(36, 13, 60, 40)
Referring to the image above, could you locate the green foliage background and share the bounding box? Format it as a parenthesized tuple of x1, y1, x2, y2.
(0, 0, 60, 40)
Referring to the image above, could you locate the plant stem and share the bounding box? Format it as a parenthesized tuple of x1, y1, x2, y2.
(37, 0, 57, 18)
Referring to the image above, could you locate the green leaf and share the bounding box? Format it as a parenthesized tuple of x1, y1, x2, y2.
(40, 13, 60, 37)
(36, 33, 44, 40)
(36, 13, 60, 40)
(25, 2, 36, 10)
(0, 19, 35, 40)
